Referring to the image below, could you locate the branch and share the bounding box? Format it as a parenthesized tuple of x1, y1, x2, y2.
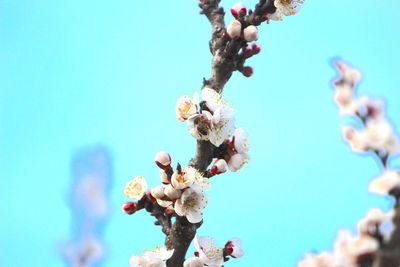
(373, 203, 400, 267)
(136, 197, 172, 235)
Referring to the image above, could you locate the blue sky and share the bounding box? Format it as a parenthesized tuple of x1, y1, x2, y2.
(1, 0, 400, 266)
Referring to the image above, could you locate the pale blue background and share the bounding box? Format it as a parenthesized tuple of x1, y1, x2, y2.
(1, 0, 400, 266)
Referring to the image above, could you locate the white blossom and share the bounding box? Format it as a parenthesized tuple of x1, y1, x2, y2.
(164, 184, 182, 200)
(188, 89, 236, 147)
(274, 0, 304, 17)
(129, 247, 174, 267)
(194, 235, 224, 267)
(228, 153, 249, 172)
(171, 166, 201, 190)
(357, 208, 393, 235)
(225, 238, 244, 258)
(336, 62, 362, 85)
(298, 251, 350, 267)
(124, 176, 147, 201)
(227, 20, 242, 39)
(233, 128, 249, 153)
(183, 257, 205, 267)
(156, 199, 173, 208)
(243, 25, 258, 42)
(333, 230, 378, 264)
(174, 188, 208, 223)
(176, 93, 199, 122)
(369, 170, 400, 195)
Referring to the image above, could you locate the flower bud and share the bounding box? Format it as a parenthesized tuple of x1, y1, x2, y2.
(243, 25, 258, 42)
(210, 159, 228, 175)
(227, 20, 242, 39)
(230, 2, 247, 19)
(225, 238, 244, 258)
(164, 184, 182, 200)
(151, 185, 166, 200)
(251, 43, 261, 54)
(122, 202, 137, 215)
(160, 169, 170, 184)
(241, 66, 253, 77)
(155, 151, 171, 170)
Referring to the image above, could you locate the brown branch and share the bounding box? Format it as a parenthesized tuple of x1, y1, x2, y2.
(136, 197, 172, 236)
(373, 203, 400, 267)
(164, 1, 279, 266)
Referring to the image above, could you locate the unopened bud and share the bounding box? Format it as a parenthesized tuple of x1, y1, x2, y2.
(210, 159, 228, 175)
(122, 202, 137, 215)
(155, 151, 171, 170)
(151, 185, 165, 200)
(251, 43, 261, 54)
(164, 184, 182, 200)
(243, 25, 258, 42)
(230, 2, 247, 19)
(160, 169, 170, 184)
(227, 20, 242, 39)
(241, 66, 253, 77)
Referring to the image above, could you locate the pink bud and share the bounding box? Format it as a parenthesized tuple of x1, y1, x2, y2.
(122, 202, 137, 215)
(241, 46, 252, 57)
(251, 43, 261, 55)
(210, 159, 228, 175)
(241, 66, 253, 77)
(231, 2, 246, 19)
(155, 151, 171, 170)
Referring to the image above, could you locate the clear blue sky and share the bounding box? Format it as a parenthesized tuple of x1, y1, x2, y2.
(1, 0, 400, 266)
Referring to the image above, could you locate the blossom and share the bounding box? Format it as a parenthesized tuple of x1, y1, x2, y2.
(194, 235, 224, 267)
(227, 20, 242, 39)
(274, 0, 304, 17)
(342, 119, 400, 155)
(210, 159, 228, 175)
(336, 62, 362, 86)
(230, 2, 246, 18)
(233, 128, 249, 153)
(174, 188, 208, 223)
(124, 176, 147, 201)
(156, 199, 174, 208)
(183, 257, 205, 267)
(224, 238, 244, 258)
(357, 208, 393, 235)
(298, 252, 348, 267)
(176, 93, 199, 122)
(228, 153, 249, 172)
(333, 230, 378, 264)
(171, 166, 201, 190)
(155, 151, 172, 169)
(243, 25, 258, 42)
(188, 88, 236, 147)
(369, 170, 400, 195)
(129, 247, 174, 267)
(164, 184, 182, 200)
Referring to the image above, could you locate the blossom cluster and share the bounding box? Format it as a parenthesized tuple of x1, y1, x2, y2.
(184, 235, 244, 267)
(299, 209, 393, 267)
(123, 151, 210, 223)
(129, 246, 174, 267)
(268, 0, 304, 21)
(299, 62, 399, 266)
(176, 88, 249, 172)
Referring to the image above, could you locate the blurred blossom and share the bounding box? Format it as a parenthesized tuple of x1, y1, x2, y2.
(61, 145, 113, 267)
